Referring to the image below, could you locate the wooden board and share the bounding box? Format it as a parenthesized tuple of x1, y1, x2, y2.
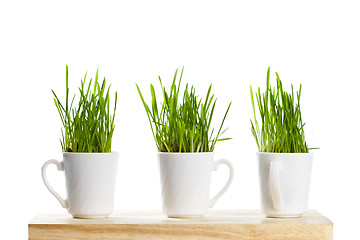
(28, 210, 333, 240)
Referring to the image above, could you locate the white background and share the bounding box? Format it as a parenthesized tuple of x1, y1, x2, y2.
(0, 0, 359, 239)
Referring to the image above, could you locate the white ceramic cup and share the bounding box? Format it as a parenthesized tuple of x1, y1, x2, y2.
(258, 152, 314, 218)
(42, 152, 119, 218)
(158, 152, 234, 218)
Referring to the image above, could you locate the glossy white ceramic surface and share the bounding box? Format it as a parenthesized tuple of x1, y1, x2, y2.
(42, 152, 119, 218)
(158, 152, 233, 218)
(258, 152, 313, 218)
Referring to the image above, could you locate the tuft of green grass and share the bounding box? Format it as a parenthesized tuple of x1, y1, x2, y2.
(52, 65, 117, 153)
(250, 67, 309, 153)
(136, 67, 231, 152)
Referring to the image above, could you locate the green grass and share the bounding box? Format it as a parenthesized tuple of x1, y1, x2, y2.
(250, 67, 309, 153)
(136, 67, 231, 152)
(52, 65, 117, 153)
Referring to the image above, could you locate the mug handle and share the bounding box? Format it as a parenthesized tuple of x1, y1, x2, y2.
(270, 160, 283, 210)
(209, 159, 234, 208)
(41, 159, 67, 208)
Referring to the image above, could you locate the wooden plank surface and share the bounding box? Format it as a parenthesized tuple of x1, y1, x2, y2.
(29, 210, 333, 240)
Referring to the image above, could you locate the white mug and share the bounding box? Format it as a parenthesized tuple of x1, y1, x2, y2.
(158, 152, 234, 218)
(42, 152, 119, 218)
(258, 152, 314, 217)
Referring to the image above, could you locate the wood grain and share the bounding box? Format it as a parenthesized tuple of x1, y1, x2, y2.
(28, 210, 333, 240)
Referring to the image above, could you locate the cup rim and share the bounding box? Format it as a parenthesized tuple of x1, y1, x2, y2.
(157, 152, 214, 156)
(257, 151, 314, 156)
(62, 151, 118, 155)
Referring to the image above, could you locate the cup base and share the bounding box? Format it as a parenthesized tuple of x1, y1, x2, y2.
(167, 214, 204, 219)
(265, 213, 303, 218)
(72, 214, 110, 219)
